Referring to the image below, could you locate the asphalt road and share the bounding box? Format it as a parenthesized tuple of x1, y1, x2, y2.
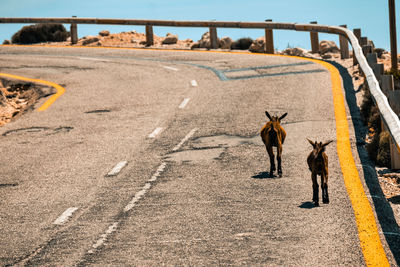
(0, 46, 397, 266)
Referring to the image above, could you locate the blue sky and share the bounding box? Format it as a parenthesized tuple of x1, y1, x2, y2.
(0, 0, 396, 51)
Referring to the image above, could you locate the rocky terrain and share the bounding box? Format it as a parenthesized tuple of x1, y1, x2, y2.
(0, 80, 44, 126)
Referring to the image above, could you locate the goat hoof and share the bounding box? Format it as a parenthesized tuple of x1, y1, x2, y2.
(278, 173, 282, 178)
(313, 201, 319, 207)
(323, 199, 329, 204)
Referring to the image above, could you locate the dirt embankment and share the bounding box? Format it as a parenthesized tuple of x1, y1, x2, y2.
(0, 79, 52, 126)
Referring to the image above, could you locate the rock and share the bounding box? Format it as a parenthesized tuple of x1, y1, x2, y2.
(0, 89, 6, 106)
(191, 42, 200, 50)
(322, 53, 333, 59)
(162, 33, 178, 44)
(2, 39, 11, 45)
(199, 32, 212, 48)
(131, 38, 138, 44)
(219, 37, 232, 49)
(319, 40, 339, 54)
(82, 36, 99, 45)
(99, 30, 110, 37)
(249, 37, 265, 53)
(283, 47, 313, 58)
(374, 48, 387, 58)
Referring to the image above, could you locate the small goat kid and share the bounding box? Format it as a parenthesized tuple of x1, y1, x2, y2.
(260, 111, 287, 177)
(307, 139, 333, 206)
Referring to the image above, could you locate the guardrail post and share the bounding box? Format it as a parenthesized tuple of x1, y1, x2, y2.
(382, 75, 394, 96)
(339, 25, 350, 59)
(264, 19, 274, 54)
(209, 27, 218, 49)
(362, 45, 373, 56)
(145, 25, 154, 46)
(390, 139, 400, 169)
(366, 53, 378, 65)
(70, 16, 78, 45)
(310, 21, 319, 53)
(372, 63, 384, 82)
(360, 37, 368, 46)
(353, 28, 361, 65)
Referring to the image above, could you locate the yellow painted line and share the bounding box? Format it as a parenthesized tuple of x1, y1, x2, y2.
(0, 72, 65, 111)
(0, 45, 391, 265)
(299, 57, 389, 267)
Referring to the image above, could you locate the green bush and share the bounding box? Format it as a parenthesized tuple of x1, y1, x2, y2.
(231, 37, 253, 50)
(11, 24, 69, 44)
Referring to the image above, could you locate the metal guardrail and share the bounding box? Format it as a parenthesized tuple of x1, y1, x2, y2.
(1, 18, 400, 150)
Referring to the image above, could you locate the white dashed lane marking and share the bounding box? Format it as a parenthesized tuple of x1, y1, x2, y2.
(88, 222, 119, 254)
(172, 128, 197, 151)
(163, 66, 179, 71)
(178, 98, 190, 109)
(86, 129, 196, 255)
(107, 161, 128, 177)
(190, 80, 198, 87)
(78, 57, 110, 62)
(53, 207, 79, 225)
(148, 127, 163, 138)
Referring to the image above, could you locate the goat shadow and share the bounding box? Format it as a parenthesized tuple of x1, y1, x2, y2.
(252, 171, 281, 179)
(298, 201, 317, 209)
(328, 60, 400, 264)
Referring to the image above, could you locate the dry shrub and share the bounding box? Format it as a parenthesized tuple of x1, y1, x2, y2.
(368, 106, 381, 132)
(367, 131, 380, 163)
(11, 24, 69, 44)
(231, 37, 253, 50)
(360, 85, 374, 123)
(377, 131, 391, 167)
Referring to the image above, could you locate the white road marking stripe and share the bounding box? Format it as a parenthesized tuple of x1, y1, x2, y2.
(125, 185, 149, 209)
(53, 207, 79, 225)
(191, 80, 198, 87)
(172, 128, 197, 151)
(88, 222, 119, 254)
(88, 128, 197, 256)
(148, 127, 163, 138)
(148, 162, 167, 182)
(78, 57, 110, 62)
(178, 98, 190, 109)
(163, 66, 179, 71)
(107, 161, 128, 177)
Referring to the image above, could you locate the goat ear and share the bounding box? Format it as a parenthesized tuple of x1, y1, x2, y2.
(279, 113, 288, 121)
(265, 111, 272, 120)
(307, 138, 315, 147)
(323, 140, 333, 147)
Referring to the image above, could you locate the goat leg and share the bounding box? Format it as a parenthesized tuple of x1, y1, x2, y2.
(321, 174, 329, 204)
(267, 147, 275, 177)
(277, 147, 282, 177)
(312, 173, 319, 206)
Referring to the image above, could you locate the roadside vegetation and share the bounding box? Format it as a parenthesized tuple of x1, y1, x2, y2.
(361, 83, 391, 167)
(11, 23, 69, 44)
(231, 37, 253, 50)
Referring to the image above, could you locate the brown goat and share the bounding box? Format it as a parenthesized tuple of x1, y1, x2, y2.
(260, 111, 287, 177)
(307, 139, 333, 206)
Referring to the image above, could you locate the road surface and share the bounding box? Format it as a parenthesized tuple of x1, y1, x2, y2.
(0, 45, 398, 266)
